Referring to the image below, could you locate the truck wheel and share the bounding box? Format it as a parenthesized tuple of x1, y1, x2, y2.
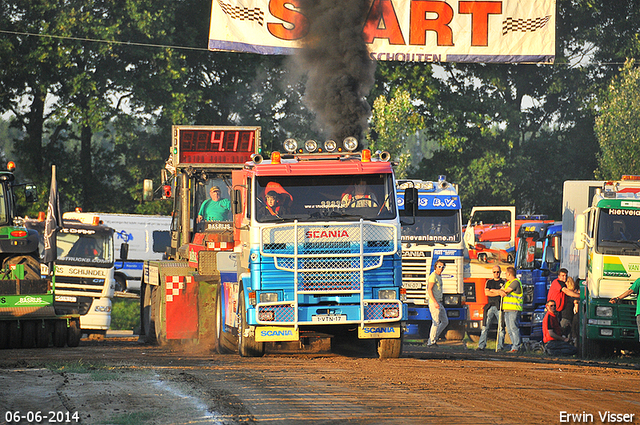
(21, 320, 36, 348)
(141, 283, 157, 344)
(35, 321, 50, 348)
(0, 321, 8, 349)
(8, 321, 21, 348)
(238, 292, 264, 357)
(377, 335, 403, 359)
(152, 285, 167, 346)
(215, 285, 234, 354)
(52, 320, 67, 347)
(583, 338, 610, 359)
(67, 319, 82, 347)
(3, 255, 41, 279)
(114, 275, 126, 293)
(444, 325, 466, 341)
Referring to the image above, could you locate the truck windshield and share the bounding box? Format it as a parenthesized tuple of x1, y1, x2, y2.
(0, 184, 9, 225)
(596, 208, 640, 254)
(399, 210, 461, 242)
(255, 174, 396, 222)
(56, 230, 114, 265)
(194, 176, 233, 229)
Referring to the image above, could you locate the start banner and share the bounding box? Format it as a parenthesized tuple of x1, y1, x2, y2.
(208, 0, 555, 63)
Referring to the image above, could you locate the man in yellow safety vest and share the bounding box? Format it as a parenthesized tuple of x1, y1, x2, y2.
(498, 266, 523, 353)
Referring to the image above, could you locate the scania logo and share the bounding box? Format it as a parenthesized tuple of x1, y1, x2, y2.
(364, 327, 395, 333)
(305, 230, 349, 238)
(260, 330, 293, 337)
(402, 251, 426, 257)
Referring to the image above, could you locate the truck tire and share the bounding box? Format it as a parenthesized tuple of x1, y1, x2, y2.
(238, 292, 264, 357)
(52, 320, 67, 347)
(141, 283, 157, 344)
(445, 323, 466, 341)
(152, 285, 167, 346)
(35, 321, 50, 348)
(21, 320, 36, 348)
(3, 255, 41, 280)
(114, 275, 126, 293)
(0, 321, 8, 349)
(377, 335, 403, 359)
(215, 285, 234, 354)
(67, 319, 82, 347)
(8, 321, 21, 348)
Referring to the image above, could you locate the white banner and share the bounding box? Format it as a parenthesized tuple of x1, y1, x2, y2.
(208, 0, 555, 63)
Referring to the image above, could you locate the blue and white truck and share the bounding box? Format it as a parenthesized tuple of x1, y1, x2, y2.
(396, 177, 466, 340)
(514, 221, 562, 340)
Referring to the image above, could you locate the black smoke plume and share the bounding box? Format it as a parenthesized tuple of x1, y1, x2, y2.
(298, 0, 375, 143)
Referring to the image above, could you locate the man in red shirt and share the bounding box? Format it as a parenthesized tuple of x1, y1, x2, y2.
(542, 299, 577, 356)
(547, 268, 579, 320)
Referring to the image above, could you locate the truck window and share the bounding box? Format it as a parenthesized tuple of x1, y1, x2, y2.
(152, 231, 170, 253)
(0, 185, 8, 225)
(254, 174, 396, 222)
(58, 231, 114, 265)
(596, 208, 640, 254)
(400, 209, 460, 242)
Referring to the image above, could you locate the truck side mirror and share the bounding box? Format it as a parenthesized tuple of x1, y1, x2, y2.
(233, 189, 243, 215)
(120, 242, 129, 260)
(403, 188, 418, 216)
(24, 184, 37, 203)
(574, 214, 586, 250)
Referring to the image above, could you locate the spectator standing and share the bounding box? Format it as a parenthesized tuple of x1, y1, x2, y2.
(543, 299, 578, 356)
(498, 266, 523, 353)
(477, 265, 505, 351)
(426, 260, 449, 347)
(547, 268, 579, 321)
(561, 276, 579, 342)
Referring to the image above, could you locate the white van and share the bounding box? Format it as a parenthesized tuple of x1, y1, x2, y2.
(63, 212, 172, 292)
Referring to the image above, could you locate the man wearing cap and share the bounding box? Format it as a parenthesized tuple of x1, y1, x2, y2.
(197, 186, 230, 222)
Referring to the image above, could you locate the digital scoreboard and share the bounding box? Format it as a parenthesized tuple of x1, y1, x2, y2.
(172, 125, 261, 168)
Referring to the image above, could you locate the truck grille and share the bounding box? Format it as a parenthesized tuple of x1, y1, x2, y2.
(262, 222, 397, 293)
(54, 276, 106, 297)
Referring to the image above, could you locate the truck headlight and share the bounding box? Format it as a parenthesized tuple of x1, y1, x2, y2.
(259, 292, 279, 303)
(532, 312, 545, 324)
(443, 295, 461, 307)
(595, 306, 613, 317)
(378, 289, 396, 300)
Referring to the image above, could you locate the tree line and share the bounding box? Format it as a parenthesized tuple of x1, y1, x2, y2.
(0, 0, 639, 220)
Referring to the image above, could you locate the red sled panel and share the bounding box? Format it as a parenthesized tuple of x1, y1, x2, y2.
(165, 275, 198, 339)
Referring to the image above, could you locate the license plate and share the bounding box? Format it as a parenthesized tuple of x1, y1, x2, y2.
(403, 282, 422, 289)
(55, 296, 77, 302)
(312, 314, 347, 323)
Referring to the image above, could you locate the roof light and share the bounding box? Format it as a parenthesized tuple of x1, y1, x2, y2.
(324, 140, 337, 152)
(621, 175, 640, 181)
(343, 137, 358, 152)
(7, 161, 15, 172)
(283, 139, 297, 153)
(361, 149, 371, 162)
(93, 216, 100, 226)
(271, 151, 282, 164)
(38, 211, 45, 222)
(304, 139, 318, 153)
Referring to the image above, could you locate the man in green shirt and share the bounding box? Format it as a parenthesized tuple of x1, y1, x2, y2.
(197, 186, 230, 222)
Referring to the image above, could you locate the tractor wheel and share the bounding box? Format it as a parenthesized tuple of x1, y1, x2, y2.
(52, 320, 67, 347)
(21, 320, 37, 348)
(3, 255, 41, 279)
(67, 319, 82, 347)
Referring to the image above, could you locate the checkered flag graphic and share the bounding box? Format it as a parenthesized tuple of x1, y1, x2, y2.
(502, 15, 551, 35)
(217, 0, 264, 26)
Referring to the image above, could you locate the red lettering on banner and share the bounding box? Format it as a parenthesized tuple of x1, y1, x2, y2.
(459, 1, 502, 46)
(409, 1, 454, 46)
(267, 0, 308, 40)
(363, 0, 406, 45)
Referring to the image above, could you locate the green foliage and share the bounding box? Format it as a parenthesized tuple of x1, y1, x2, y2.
(595, 60, 640, 179)
(110, 297, 140, 331)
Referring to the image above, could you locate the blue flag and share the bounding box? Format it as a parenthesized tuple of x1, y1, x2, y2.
(43, 165, 63, 265)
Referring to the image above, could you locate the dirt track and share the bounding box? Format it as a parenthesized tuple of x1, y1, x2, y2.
(1, 335, 639, 425)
